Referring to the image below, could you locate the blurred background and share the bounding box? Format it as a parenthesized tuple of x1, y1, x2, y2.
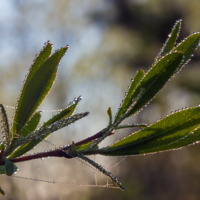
(1, 0, 200, 199)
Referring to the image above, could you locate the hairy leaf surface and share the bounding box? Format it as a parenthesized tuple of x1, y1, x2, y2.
(12, 44, 67, 138)
(115, 69, 145, 121)
(156, 19, 181, 61)
(99, 106, 200, 156)
(124, 52, 183, 117)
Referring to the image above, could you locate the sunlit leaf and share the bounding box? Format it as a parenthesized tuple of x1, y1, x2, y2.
(76, 141, 98, 152)
(8, 112, 41, 159)
(13, 112, 89, 153)
(8, 97, 82, 159)
(124, 52, 183, 118)
(12, 44, 68, 139)
(174, 32, 200, 66)
(98, 106, 200, 156)
(26, 41, 52, 81)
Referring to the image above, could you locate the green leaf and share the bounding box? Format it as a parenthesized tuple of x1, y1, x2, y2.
(99, 106, 200, 156)
(43, 96, 82, 127)
(155, 19, 181, 61)
(115, 69, 145, 121)
(0, 142, 5, 151)
(148, 127, 200, 152)
(12, 43, 68, 139)
(0, 165, 6, 175)
(27, 41, 52, 82)
(76, 141, 98, 152)
(115, 123, 148, 129)
(8, 141, 33, 159)
(8, 112, 41, 159)
(0, 104, 10, 149)
(9, 112, 89, 159)
(8, 97, 82, 159)
(124, 52, 183, 118)
(107, 107, 112, 126)
(0, 160, 18, 175)
(5, 159, 15, 176)
(174, 32, 200, 66)
(20, 112, 41, 137)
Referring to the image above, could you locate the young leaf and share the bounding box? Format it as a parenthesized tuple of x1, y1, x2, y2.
(107, 107, 112, 126)
(98, 106, 200, 156)
(122, 52, 184, 118)
(115, 69, 145, 121)
(155, 19, 181, 61)
(12, 44, 68, 140)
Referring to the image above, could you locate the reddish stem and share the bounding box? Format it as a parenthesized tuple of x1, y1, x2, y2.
(0, 130, 114, 166)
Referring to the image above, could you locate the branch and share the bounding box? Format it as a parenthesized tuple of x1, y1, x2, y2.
(0, 129, 115, 166)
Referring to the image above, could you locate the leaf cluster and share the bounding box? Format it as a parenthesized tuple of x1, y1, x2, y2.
(0, 20, 200, 194)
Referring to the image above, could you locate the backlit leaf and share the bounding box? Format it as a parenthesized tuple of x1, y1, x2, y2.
(155, 19, 181, 61)
(20, 112, 41, 137)
(98, 106, 200, 156)
(115, 69, 145, 121)
(124, 52, 183, 118)
(11, 112, 89, 158)
(174, 32, 200, 66)
(12, 44, 68, 139)
(8, 97, 82, 159)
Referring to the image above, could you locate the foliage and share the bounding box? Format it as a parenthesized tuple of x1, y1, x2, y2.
(0, 20, 200, 195)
